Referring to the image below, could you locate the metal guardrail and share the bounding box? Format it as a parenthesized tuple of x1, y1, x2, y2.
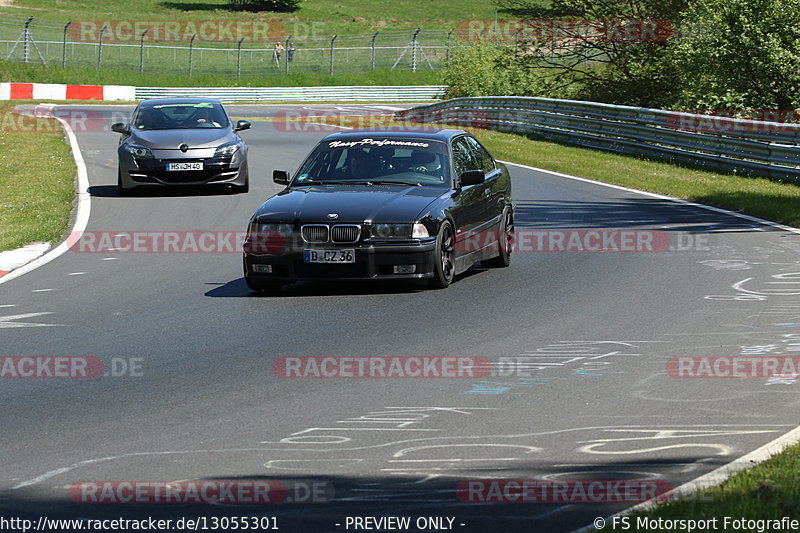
(135, 85, 448, 102)
(395, 97, 800, 180)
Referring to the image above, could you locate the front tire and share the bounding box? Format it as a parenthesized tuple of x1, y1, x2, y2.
(428, 221, 455, 289)
(482, 209, 513, 268)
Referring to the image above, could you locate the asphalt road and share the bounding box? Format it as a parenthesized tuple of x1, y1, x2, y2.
(2, 104, 800, 533)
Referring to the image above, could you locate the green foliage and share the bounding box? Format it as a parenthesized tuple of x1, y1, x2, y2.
(674, 0, 800, 111)
(442, 42, 543, 98)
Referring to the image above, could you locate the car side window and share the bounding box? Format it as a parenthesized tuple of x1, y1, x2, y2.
(452, 137, 477, 178)
(466, 136, 495, 173)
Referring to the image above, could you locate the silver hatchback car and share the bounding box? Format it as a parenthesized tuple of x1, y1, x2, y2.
(112, 98, 251, 195)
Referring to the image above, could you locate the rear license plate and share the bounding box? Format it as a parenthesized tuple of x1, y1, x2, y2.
(304, 249, 355, 263)
(167, 162, 203, 171)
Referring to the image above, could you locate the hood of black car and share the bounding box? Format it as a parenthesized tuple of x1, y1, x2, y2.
(254, 185, 445, 224)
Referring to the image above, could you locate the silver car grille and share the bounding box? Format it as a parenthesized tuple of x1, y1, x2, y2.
(301, 224, 361, 243)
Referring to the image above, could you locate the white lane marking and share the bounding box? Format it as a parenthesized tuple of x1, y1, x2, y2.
(0, 304, 16, 308)
(0, 312, 63, 328)
(68, 272, 86, 276)
(0, 113, 91, 286)
(501, 160, 800, 235)
(101, 258, 117, 261)
(31, 289, 55, 292)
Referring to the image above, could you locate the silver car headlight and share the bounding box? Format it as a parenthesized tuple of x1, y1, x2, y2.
(371, 223, 413, 239)
(214, 141, 240, 157)
(124, 144, 154, 158)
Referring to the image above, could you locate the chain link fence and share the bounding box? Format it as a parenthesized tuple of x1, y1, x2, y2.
(0, 16, 456, 77)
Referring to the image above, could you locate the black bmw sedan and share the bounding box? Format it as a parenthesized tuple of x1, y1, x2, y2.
(243, 129, 513, 292)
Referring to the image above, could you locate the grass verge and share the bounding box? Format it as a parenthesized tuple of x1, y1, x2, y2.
(0, 101, 76, 252)
(621, 441, 800, 531)
(0, 60, 444, 88)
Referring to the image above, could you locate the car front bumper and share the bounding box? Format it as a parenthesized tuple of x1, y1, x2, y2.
(243, 240, 438, 282)
(118, 152, 247, 189)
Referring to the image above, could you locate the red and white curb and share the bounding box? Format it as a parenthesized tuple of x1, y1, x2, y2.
(0, 82, 134, 101)
(0, 113, 91, 286)
(0, 243, 52, 278)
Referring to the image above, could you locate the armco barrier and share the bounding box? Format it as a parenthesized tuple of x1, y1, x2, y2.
(395, 97, 800, 181)
(134, 85, 448, 102)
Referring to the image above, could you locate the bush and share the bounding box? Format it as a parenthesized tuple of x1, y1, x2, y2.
(443, 42, 542, 98)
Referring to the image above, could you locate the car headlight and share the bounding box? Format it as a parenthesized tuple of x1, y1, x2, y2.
(124, 144, 154, 158)
(248, 222, 293, 238)
(371, 223, 413, 239)
(215, 142, 240, 157)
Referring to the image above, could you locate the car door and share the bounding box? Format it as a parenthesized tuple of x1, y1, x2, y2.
(449, 135, 495, 258)
(465, 135, 505, 231)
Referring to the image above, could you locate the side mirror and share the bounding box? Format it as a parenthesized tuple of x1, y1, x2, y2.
(111, 122, 130, 134)
(273, 169, 290, 185)
(459, 169, 485, 187)
(234, 120, 251, 132)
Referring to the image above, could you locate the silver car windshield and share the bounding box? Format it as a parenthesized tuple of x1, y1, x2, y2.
(132, 103, 229, 130)
(294, 139, 450, 186)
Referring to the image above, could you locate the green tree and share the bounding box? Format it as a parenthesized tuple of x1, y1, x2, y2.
(675, 0, 800, 112)
(494, 0, 687, 106)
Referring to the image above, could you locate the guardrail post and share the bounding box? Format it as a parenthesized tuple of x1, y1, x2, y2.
(371, 31, 379, 71)
(237, 37, 244, 78)
(188, 34, 196, 77)
(97, 24, 107, 69)
(284, 34, 291, 75)
(329, 35, 337, 76)
(62, 21, 71, 68)
(139, 29, 148, 73)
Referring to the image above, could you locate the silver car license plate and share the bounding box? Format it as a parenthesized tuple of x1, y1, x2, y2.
(167, 162, 203, 171)
(304, 249, 355, 263)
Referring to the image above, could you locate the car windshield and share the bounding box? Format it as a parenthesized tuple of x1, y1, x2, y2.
(293, 138, 450, 186)
(132, 103, 229, 130)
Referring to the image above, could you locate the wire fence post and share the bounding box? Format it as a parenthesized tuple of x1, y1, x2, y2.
(139, 29, 148, 72)
(188, 34, 196, 77)
(22, 17, 33, 63)
(62, 21, 71, 68)
(236, 37, 244, 78)
(411, 28, 420, 72)
(329, 34, 337, 76)
(446, 29, 452, 65)
(371, 31, 379, 71)
(97, 24, 107, 69)
(514, 27, 521, 57)
(284, 34, 291, 75)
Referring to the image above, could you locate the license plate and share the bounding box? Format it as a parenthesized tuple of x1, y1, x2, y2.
(167, 162, 203, 171)
(304, 249, 355, 263)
